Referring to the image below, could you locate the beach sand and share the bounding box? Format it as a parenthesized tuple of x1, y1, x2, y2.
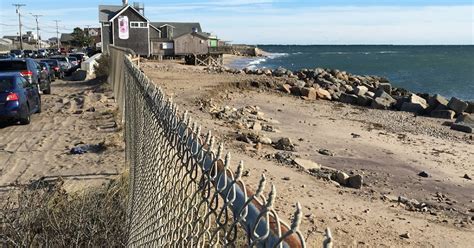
(142, 59, 473, 247)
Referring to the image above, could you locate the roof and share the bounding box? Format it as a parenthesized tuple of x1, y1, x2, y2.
(60, 33, 73, 42)
(98, 5, 123, 22)
(109, 5, 149, 22)
(151, 22, 202, 38)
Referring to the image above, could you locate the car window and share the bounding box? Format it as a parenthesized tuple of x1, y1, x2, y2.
(0, 61, 27, 71)
(0, 77, 15, 91)
(19, 77, 29, 88)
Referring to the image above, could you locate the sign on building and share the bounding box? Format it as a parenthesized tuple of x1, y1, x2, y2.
(118, 16, 129, 40)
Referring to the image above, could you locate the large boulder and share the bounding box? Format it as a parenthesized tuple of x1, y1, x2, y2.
(293, 158, 321, 171)
(290, 86, 302, 96)
(378, 83, 392, 94)
(339, 93, 358, 105)
(430, 110, 455, 119)
(315, 88, 332, 100)
(400, 94, 428, 114)
(447, 97, 468, 114)
(374, 88, 395, 102)
(273, 67, 288, 77)
(466, 101, 474, 114)
(300, 87, 317, 100)
(371, 97, 395, 109)
(428, 94, 449, 108)
(357, 95, 372, 106)
(354, 86, 369, 96)
(451, 114, 473, 133)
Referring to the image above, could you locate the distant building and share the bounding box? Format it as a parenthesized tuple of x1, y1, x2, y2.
(60, 33, 73, 46)
(98, 4, 219, 57)
(84, 27, 102, 46)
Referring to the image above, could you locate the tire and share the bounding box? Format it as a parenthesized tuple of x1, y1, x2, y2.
(19, 105, 31, 125)
(43, 81, 51, 95)
(36, 97, 42, 113)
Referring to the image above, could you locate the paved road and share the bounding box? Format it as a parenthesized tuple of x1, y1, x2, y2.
(0, 78, 124, 192)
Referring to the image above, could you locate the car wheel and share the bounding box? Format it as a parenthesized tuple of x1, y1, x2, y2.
(36, 97, 42, 113)
(43, 80, 51, 95)
(19, 105, 31, 125)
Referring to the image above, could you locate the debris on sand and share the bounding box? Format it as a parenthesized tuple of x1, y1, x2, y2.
(274, 137, 296, 151)
(70, 142, 107, 155)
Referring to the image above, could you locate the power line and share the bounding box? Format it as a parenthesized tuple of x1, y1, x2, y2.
(54, 20, 60, 50)
(30, 13, 42, 49)
(12, 3, 26, 49)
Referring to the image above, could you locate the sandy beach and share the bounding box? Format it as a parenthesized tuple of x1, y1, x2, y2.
(141, 59, 473, 247)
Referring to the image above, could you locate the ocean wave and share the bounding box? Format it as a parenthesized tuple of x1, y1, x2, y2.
(321, 51, 399, 55)
(248, 58, 267, 65)
(267, 52, 289, 59)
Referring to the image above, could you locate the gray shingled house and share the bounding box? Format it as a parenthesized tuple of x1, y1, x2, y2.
(98, 4, 218, 58)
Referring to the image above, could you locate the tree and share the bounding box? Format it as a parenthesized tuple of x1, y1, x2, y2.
(71, 27, 93, 47)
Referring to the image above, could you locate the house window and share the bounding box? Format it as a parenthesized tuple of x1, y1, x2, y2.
(162, 42, 174, 49)
(130, 21, 147, 28)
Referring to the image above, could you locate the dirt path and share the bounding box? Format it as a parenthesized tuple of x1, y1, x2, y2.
(0, 78, 125, 193)
(142, 61, 473, 247)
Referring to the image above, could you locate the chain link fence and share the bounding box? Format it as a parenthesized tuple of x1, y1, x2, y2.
(108, 45, 332, 247)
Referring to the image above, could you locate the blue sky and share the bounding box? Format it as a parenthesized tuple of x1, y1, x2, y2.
(1, 0, 473, 44)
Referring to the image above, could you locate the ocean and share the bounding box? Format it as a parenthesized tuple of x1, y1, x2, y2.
(228, 45, 474, 101)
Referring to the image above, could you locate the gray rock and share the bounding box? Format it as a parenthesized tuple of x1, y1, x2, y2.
(409, 94, 428, 107)
(466, 101, 474, 114)
(378, 83, 392, 94)
(430, 110, 455, 119)
(339, 93, 359, 105)
(357, 95, 372, 106)
(290, 86, 302, 96)
(451, 123, 473, 133)
(365, 91, 375, 98)
(374, 88, 395, 102)
(455, 113, 473, 124)
(371, 97, 395, 109)
(273, 67, 288, 77)
(258, 136, 272, 145)
(428, 94, 449, 108)
(401, 102, 427, 114)
(447, 97, 468, 114)
(334, 171, 349, 185)
(294, 80, 306, 88)
(347, 175, 363, 189)
(274, 137, 296, 151)
(354, 86, 369, 96)
(293, 158, 321, 171)
(318, 148, 334, 156)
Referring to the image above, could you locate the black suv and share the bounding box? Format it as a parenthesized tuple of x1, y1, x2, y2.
(0, 59, 51, 94)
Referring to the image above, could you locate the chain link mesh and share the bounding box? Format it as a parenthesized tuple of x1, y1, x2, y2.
(109, 45, 307, 247)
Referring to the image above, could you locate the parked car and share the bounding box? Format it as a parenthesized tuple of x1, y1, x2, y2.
(67, 56, 79, 67)
(69, 53, 88, 65)
(10, 50, 23, 58)
(37, 49, 48, 58)
(0, 72, 41, 124)
(0, 54, 14, 60)
(41, 59, 64, 79)
(60, 47, 66, 54)
(23, 50, 34, 58)
(50, 56, 71, 75)
(38, 61, 55, 83)
(0, 58, 51, 94)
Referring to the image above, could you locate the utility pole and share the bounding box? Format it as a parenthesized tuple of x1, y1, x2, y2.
(30, 13, 42, 49)
(13, 3, 26, 50)
(54, 20, 60, 51)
